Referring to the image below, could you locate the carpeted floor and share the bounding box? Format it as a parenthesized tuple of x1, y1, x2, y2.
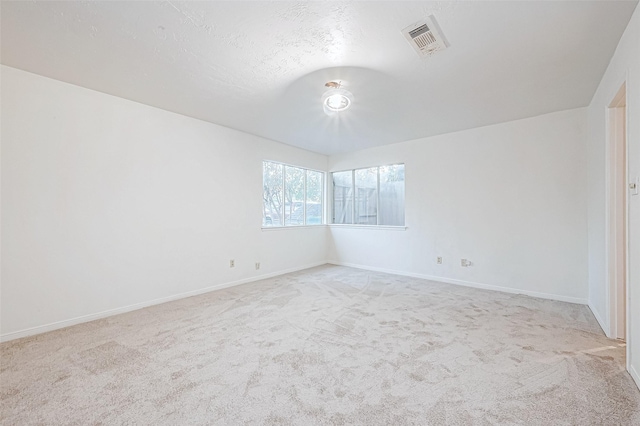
(1, 265, 639, 425)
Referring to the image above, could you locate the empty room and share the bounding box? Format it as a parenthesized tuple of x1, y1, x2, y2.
(1, 0, 640, 424)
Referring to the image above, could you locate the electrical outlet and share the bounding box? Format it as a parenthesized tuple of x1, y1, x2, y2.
(255, 262, 260, 270)
(437, 257, 443, 264)
(230, 259, 235, 268)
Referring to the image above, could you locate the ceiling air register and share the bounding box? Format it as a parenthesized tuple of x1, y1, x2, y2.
(402, 15, 449, 57)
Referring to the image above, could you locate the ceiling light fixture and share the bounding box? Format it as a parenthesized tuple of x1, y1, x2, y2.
(322, 81, 353, 115)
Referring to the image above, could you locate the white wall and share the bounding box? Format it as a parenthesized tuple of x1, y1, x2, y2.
(0, 65, 328, 340)
(586, 5, 640, 388)
(328, 108, 588, 304)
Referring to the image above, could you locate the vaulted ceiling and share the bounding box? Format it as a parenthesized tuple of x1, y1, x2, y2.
(1, 1, 637, 155)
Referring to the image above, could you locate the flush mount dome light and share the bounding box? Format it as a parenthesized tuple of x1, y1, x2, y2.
(322, 81, 353, 115)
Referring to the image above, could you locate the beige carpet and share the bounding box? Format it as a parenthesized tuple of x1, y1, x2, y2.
(1, 265, 639, 425)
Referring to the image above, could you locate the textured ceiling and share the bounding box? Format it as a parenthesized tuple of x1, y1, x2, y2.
(1, 1, 637, 155)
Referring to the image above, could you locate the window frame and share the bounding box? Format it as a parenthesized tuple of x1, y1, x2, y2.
(331, 163, 405, 228)
(262, 160, 325, 229)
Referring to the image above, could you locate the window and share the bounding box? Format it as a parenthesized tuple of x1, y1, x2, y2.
(332, 164, 405, 226)
(332, 171, 353, 224)
(263, 161, 324, 227)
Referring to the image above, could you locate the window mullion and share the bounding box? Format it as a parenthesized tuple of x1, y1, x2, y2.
(282, 166, 286, 227)
(331, 175, 334, 224)
(303, 170, 307, 225)
(350, 170, 354, 224)
(322, 173, 325, 225)
(376, 167, 381, 226)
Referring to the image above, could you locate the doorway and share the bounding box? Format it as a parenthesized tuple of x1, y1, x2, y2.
(607, 82, 627, 342)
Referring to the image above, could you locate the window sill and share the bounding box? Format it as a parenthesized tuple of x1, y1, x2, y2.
(328, 224, 407, 231)
(261, 224, 407, 231)
(261, 225, 326, 231)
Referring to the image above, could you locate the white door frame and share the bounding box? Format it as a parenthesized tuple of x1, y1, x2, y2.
(604, 78, 629, 365)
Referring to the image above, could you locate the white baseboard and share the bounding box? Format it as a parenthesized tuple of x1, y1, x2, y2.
(328, 261, 588, 305)
(630, 365, 640, 391)
(0, 261, 326, 343)
(587, 302, 610, 337)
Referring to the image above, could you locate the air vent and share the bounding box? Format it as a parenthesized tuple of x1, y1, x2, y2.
(402, 15, 449, 57)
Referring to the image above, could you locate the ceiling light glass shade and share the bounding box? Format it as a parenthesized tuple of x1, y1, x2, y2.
(322, 88, 353, 115)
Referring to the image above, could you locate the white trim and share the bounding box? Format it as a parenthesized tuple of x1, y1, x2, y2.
(328, 224, 407, 231)
(588, 302, 609, 337)
(630, 365, 640, 391)
(0, 261, 326, 343)
(602, 73, 632, 359)
(261, 225, 326, 231)
(329, 261, 588, 305)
